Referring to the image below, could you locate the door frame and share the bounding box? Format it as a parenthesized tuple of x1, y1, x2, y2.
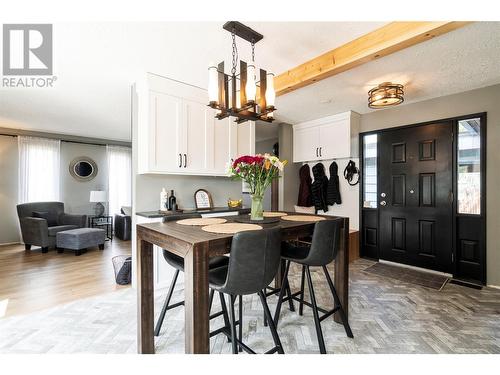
(359, 112, 487, 284)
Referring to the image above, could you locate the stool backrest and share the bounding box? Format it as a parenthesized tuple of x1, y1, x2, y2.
(304, 219, 342, 266)
(221, 227, 281, 295)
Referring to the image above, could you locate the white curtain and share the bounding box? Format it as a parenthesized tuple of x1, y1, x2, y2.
(18, 136, 61, 203)
(107, 145, 132, 215)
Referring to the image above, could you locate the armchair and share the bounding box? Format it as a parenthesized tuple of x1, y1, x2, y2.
(114, 206, 131, 241)
(17, 202, 87, 253)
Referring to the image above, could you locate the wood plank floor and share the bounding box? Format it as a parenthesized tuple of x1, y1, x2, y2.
(0, 240, 131, 318)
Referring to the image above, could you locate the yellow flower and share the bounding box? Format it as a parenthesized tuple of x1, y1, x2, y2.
(264, 159, 271, 170)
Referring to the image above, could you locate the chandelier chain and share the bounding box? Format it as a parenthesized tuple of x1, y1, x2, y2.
(231, 29, 238, 76)
(251, 39, 255, 63)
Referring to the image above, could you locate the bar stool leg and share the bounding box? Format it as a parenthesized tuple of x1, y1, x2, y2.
(258, 290, 284, 354)
(322, 265, 353, 338)
(209, 289, 215, 313)
(273, 260, 291, 327)
(219, 292, 232, 343)
(238, 295, 243, 352)
(154, 268, 179, 337)
(305, 266, 327, 354)
(228, 295, 238, 354)
(299, 265, 306, 316)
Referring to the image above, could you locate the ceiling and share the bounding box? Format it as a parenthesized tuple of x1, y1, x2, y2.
(1, 22, 499, 141)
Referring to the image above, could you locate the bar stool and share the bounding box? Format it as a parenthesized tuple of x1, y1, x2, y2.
(273, 219, 353, 354)
(154, 214, 230, 336)
(209, 227, 284, 354)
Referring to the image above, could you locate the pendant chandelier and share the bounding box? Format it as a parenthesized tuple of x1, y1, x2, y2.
(368, 82, 404, 109)
(208, 21, 276, 124)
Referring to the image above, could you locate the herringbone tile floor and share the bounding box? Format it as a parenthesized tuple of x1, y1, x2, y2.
(1, 259, 499, 354)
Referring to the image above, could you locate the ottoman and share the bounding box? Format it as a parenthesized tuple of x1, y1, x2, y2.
(56, 228, 106, 256)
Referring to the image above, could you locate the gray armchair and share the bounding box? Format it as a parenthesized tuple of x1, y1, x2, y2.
(17, 202, 87, 253)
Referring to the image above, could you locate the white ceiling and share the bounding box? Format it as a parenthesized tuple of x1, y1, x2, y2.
(1, 22, 499, 141)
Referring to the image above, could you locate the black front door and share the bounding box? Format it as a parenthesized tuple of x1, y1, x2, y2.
(378, 122, 453, 272)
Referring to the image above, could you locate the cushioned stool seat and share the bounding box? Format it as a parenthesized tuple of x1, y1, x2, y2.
(56, 228, 106, 256)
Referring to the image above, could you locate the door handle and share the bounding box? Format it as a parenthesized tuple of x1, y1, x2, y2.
(319, 147, 322, 157)
(183, 153, 187, 168)
(316, 147, 319, 157)
(178, 153, 182, 168)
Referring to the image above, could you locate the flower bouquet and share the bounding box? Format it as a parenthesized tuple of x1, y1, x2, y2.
(228, 154, 287, 220)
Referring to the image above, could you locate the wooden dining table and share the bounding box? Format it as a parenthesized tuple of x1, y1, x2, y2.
(136, 213, 350, 354)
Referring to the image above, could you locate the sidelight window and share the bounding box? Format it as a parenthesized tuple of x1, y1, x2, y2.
(457, 118, 481, 215)
(363, 134, 378, 208)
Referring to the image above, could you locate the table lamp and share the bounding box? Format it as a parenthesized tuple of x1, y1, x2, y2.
(90, 190, 107, 217)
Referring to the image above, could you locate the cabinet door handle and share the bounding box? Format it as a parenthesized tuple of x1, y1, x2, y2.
(183, 153, 187, 168)
(319, 147, 322, 157)
(178, 153, 182, 168)
(316, 147, 319, 157)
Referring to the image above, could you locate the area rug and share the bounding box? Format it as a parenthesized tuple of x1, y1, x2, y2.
(364, 262, 449, 290)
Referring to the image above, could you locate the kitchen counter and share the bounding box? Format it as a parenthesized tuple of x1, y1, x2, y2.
(135, 206, 250, 219)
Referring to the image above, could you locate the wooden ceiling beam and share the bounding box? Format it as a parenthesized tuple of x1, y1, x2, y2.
(274, 21, 471, 96)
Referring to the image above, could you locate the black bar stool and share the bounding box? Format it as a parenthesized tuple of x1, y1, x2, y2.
(273, 219, 353, 354)
(154, 214, 230, 336)
(209, 227, 284, 354)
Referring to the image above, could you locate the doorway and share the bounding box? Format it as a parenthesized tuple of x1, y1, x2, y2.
(360, 114, 486, 284)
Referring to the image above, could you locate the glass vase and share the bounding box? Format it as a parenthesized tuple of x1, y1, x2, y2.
(250, 193, 264, 221)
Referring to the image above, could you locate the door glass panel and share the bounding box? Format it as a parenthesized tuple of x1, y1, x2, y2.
(363, 134, 378, 208)
(457, 118, 481, 215)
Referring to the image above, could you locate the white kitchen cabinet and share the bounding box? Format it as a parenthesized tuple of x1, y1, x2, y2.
(293, 111, 360, 163)
(136, 73, 255, 176)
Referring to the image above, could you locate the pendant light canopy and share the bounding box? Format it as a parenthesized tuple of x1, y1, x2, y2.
(207, 21, 276, 123)
(368, 82, 404, 109)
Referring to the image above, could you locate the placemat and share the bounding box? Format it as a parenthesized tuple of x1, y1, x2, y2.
(176, 218, 227, 226)
(280, 215, 326, 222)
(201, 223, 263, 234)
(261, 212, 288, 217)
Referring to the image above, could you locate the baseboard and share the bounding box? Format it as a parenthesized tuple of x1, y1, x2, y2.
(487, 284, 500, 290)
(379, 259, 453, 278)
(0, 242, 21, 247)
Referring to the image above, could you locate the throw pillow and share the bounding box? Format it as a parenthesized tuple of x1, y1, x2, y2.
(121, 206, 132, 216)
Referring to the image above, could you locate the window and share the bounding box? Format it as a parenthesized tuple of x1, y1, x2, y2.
(18, 136, 60, 203)
(107, 145, 132, 215)
(457, 118, 481, 215)
(363, 134, 378, 208)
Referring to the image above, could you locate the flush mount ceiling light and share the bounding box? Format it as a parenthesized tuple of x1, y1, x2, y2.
(208, 21, 276, 124)
(368, 82, 404, 109)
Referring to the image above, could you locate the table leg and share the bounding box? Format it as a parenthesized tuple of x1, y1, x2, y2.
(184, 242, 210, 354)
(137, 236, 154, 354)
(274, 258, 286, 289)
(334, 217, 349, 324)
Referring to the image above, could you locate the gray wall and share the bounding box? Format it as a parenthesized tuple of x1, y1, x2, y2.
(279, 124, 301, 212)
(360, 83, 500, 286)
(0, 139, 109, 244)
(0, 135, 19, 244)
(255, 138, 278, 211)
(135, 174, 244, 212)
(60, 142, 108, 215)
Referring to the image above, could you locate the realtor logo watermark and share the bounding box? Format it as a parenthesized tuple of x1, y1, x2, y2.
(2, 24, 57, 87)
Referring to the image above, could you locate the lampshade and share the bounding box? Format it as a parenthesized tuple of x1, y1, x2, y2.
(208, 64, 218, 104)
(265, 73, 275, 107)
(90, 190, 107, 203)
(245, 64, 256, 103)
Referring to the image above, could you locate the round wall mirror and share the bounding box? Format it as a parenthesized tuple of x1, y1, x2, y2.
(69, 157, 98, 182)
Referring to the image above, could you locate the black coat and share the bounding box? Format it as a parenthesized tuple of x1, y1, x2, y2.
(297, 164, 313, 207)
(311, 163, 329, 213)
(327, 161, 342, 205)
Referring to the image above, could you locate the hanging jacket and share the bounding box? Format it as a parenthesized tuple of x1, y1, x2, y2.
(297, 164, 313, 207)
(327, 161, 342, 205)
(311, 163, 329, 213)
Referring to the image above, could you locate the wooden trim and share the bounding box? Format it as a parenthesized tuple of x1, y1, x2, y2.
(275, 22, 471, 96)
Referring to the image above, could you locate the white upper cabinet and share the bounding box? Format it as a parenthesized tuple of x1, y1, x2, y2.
(293, 111, 360, 163)
(136, 73, 255, 176)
